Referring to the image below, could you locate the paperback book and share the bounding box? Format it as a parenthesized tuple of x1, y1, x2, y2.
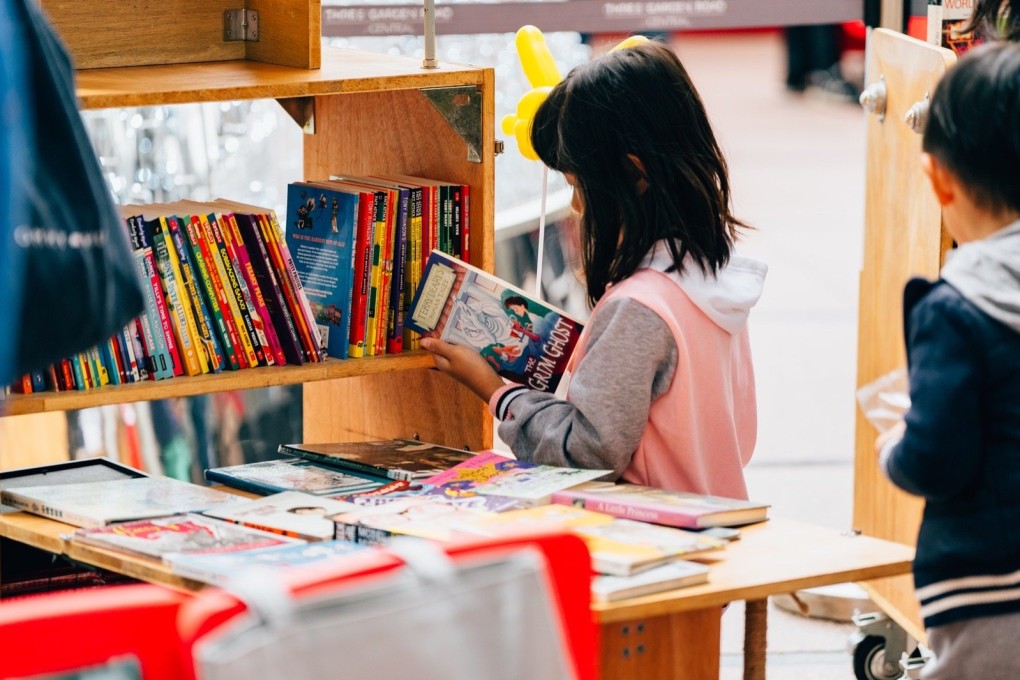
(1, 477, 241, 528)
(166, 539, 372, 586)
(331, 496, 495, 545)
(70, 513, 302, 561)
(551, 481, 769, 529)
(419, 450, 609, 505)
(278, 439, 474, 481)
(405, 250, 584, 393)
(591, 560, 710, 602)
(202, 491, 359, 540)
(205, 458, 388, 497)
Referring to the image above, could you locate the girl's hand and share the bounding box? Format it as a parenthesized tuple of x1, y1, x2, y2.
(421, 338, 507, 403)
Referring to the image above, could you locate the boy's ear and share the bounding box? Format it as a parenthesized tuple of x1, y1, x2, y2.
(921, 152, 955, 207)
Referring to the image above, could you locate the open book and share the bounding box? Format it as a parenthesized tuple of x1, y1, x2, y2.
(405, 250, 583, 393)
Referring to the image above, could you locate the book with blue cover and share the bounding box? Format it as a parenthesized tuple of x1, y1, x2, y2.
(284, 182, 360, 359)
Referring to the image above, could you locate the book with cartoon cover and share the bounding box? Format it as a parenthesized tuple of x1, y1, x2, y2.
(279, 438, 474, 481)
(1, 476, 240, 528)
(202, 491, 360, 540)
(405, 250, 584, 393)
(205, 458, 388, 497)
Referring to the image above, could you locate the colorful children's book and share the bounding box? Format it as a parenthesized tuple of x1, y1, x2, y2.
(205, 458, 388, 497)
(551, 481, 770, 529)
(331, 496, 496, 545)
(0, 477, 240, 528)
(278, 439, 474, 482)
(405, 250, 584, 393)
(591, 560, 711, 602)
(927, 0, 980, 54)
(69, 513, 301, 561)
(452, 504, 724, 576)
(202, 490, 359, 541)
(166, 538, 373, 586)
(284, 182, 360, 360)
(419, 450, 609, 505)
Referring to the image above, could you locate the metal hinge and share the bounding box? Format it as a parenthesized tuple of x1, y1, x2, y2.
(223, 9, 259, 42)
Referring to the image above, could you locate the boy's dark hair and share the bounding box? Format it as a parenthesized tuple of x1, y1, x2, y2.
(966, 0, 1020, 42)
(503, 295, 527, 309)
(923, 42, 1020, 215)
(531, 41, 747, 306)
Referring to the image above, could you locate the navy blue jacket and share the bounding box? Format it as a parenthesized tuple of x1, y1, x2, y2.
(885, 278, 1020, 629)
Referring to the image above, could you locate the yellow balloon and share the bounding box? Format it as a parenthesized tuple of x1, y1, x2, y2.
(515, 25, 562, 88)
(501, 113, 517, 136)
(610, 34, 651, 52)
(516, 86, 552, 120)
(514, 119, 539, 161)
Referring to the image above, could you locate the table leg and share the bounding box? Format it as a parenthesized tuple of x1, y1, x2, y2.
(743, 598, 768, 680)
(600, 608, 722, 679)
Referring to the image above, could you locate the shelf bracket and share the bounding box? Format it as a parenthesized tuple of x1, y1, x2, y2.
(422, 86, 483, 163)
(277, 97, 316, 135)
(223, 9, 259, 42)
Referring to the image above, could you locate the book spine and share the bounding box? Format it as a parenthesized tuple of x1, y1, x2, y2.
(59, 358, 75, 391)
(386, 189, 409, 354)
(102, 338, 122, 385)
(128, 319, 152, 381)
(208, 213, 266, 367)
(120, 325, 141, 382)
(148, 217, 202, 376)
(548, 493, 696, 528)
(278, 446, 386, 479)
(261, 211, 321, 361)
(131, 217, 180, 378)
(348, 193, 374, 359)
(198, 214, 255, 369)
(223, 213, 283, 366)
(451, 184, 462, 260)
(234, 212, 305, 365)
(460, 184, 470, 263)
(182, 214, 241, 371)
(70, 354, 86, 390)
(167, 215, 222, 373)
(256, 211, 311, 363)
(162, 216, 213, 374)
(375, 191, 395, 356)
(365, 192, 386, 357)
(89, 346, 109, 386)
(203, 469, 282, 496)
(403, 187, 423, 350)
(194, 215, 246, 369)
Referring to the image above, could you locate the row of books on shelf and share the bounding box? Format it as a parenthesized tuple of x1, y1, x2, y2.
(1, 441, 769, 602)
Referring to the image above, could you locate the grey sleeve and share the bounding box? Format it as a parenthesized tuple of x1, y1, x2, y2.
(497, 297, 677, 478)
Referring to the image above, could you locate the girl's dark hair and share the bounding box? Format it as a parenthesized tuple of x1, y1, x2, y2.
(531, 41, 747, 306)
(923, 41, 1020, 215)
(966, 0, 1020, 42)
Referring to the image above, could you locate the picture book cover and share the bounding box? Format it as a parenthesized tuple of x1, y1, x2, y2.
(419, 450, 608, 504)
(70, 513, 302, 561)
(342, 483, 527, 512)
(1, 477, 241, 528)
(284, 182, 360, 359)
(453, 504, 724, 575)
(550, 481, 770, 529)
(591, 560, 710, 602)
(405, 250, 584, 393)
(278, 439, 475, 481)
(205, 458, 388, 497)
(167, 538, 373, 586)
(203, 490, 359, 541)
(331, 496, 496, 544)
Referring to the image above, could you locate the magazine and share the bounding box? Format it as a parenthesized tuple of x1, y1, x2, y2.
(202, 491, 360, 540)
(279, 439, 474, 481)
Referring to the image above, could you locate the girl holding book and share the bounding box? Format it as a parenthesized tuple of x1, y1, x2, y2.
(423, 41, 767, 499)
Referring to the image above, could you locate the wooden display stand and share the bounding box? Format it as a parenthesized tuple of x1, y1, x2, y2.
(853, 28, 955, 643)
(1, 1, 494, 458)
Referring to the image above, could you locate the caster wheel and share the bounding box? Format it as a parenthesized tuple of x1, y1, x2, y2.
(852, 634, 902, 680)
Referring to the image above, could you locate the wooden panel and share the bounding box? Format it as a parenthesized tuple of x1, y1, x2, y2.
(2, 353, 434, 416)
(247, 0, 321, 69)
(853, 28, 955, 638)
(302, 78, 495, 452)
(40, 0, 244, 69)
(593, 518, 913, 623)
(0, 413, 69, 469)
(75, 47, 486, 109)
(600, 610, 721, 680)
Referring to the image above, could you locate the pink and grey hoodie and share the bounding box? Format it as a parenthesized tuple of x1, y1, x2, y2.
(490, 241, 767, 499)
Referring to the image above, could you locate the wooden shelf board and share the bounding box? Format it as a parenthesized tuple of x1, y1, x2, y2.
(77, 47, 486, 109)
(2, 352, 435, 415)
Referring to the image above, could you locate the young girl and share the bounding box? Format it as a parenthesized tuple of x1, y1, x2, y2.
(423, 42, 767, 499)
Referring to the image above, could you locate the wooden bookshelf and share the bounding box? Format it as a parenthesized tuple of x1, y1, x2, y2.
(5, 2, 496, 461)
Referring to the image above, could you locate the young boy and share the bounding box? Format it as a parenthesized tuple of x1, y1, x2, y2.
(877, 42, 1020, 678)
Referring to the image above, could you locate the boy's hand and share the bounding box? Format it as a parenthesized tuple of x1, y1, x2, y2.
(421, 338, 507, 403)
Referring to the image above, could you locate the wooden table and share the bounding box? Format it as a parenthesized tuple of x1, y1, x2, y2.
(0, 512, 913, 679)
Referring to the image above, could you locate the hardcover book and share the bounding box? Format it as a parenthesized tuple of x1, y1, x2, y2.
(202, 490, 359, 541)
(591, 560, 710, 602)
(278, 439, 474, 482)
(205, 458, 388, 497)
(405, 250, 584, 393)
(453, 504, 724, 576)
(1, 476, 240, 528)
(419, 450, 608, 505)
(551, 481, 770, 529)
(69, 513, 301, 561)
(166, 538, 372, 586)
